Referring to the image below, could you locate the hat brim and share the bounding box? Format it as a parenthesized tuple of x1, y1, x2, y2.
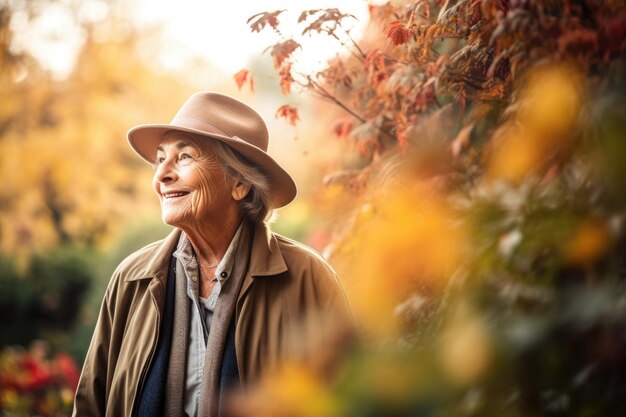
(127, 124, 297, 208)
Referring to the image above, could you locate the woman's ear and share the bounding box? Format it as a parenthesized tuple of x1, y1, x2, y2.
(232, 181, 251, 201)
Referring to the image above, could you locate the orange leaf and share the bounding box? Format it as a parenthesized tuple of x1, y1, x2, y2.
(278, 63, 293, 95)
(233, 69, 254, 92)
(275, 104, 300, 126)
(268, 39, 301, 69)
(233, 69, 248, 89)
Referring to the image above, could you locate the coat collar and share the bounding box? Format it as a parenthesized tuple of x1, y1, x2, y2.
(123, 222, 288, 282)
(247, 221, 289, 278)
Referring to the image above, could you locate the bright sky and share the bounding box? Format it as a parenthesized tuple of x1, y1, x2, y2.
(130, 0, 371, 75)
(10, 0, 371, 79)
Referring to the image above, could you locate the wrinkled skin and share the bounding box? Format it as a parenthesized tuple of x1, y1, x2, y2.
(152, 131, 250, 296)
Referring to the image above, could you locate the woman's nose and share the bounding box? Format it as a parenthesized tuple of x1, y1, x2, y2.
(154, 158, 178, 183)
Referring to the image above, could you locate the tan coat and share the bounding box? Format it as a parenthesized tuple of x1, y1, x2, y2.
(73, 222, 353, 417)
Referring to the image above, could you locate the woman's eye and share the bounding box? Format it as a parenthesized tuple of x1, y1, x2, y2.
(156, 156, 165, 164)
(179, 153, 192, 161)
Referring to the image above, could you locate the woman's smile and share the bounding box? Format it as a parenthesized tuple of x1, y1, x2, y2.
(162, 191, 190, 199)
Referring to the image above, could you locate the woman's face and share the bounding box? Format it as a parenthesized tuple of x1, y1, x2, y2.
(152, 131, 238, 228)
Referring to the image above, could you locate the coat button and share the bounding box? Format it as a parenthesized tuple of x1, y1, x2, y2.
(220, 271, 228, 278)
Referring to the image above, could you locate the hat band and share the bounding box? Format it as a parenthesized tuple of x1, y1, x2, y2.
(170, 117, 232, 138)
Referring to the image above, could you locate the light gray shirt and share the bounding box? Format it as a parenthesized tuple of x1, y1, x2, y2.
(172, 222, 244, 417)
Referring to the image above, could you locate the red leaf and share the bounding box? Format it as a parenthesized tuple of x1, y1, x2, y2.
(233, 69, 254, 92)
(386, 20, 414, 46)
(275, 104, 300, 126)
(247, 10, 285, 33)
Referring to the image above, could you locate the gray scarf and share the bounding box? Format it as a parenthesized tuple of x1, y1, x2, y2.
(165, 220, 254, 417)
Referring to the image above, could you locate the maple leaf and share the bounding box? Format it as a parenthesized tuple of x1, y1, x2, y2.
(267, 39, 301, 69)
(386, 20, 414, 46)
(278, 63, 293, 95)
(247, 10, 285, 33)
(233, 69, 254, 92)
(275, 104, 300, 126)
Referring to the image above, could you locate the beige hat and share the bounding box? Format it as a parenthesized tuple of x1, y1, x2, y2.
(127, 92, 297, 208)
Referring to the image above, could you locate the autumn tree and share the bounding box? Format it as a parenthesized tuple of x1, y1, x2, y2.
(233, 1, 626, 416)
(0, 1, 192, 259)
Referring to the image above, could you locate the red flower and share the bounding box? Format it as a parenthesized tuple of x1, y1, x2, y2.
(54, 353, 80, 391)
(22, 356, 54, 391)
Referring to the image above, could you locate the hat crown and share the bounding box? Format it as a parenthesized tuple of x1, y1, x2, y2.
(172, 92, 269, 151)
(127, 91, 298, 208)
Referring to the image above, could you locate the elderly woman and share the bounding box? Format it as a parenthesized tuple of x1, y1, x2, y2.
(73, 92, 354, 417)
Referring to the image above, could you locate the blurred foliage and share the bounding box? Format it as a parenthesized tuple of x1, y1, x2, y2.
(0, 0, 190, 262)
(236, 0, 626, 416)
(0, 341, 79, 417)
(0, 245, 93, 355)
(0, 0, 194, 354)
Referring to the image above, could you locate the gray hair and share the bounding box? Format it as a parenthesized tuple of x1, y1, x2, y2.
(202, 137, 274, 224)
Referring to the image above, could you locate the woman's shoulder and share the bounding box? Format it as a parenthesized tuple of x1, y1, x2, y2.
(270, 231, 352, 316)
(272, 232, 330, 267)
(272, 232, 338, 277)
(112, 229, 181, 281)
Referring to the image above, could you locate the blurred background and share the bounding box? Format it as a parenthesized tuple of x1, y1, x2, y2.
(1, 0, 625, 416)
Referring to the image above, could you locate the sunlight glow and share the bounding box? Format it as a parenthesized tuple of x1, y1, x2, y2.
(130, 0, 370, 74)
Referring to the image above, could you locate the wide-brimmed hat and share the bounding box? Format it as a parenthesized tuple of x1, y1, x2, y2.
(127, 91, 297, 208)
